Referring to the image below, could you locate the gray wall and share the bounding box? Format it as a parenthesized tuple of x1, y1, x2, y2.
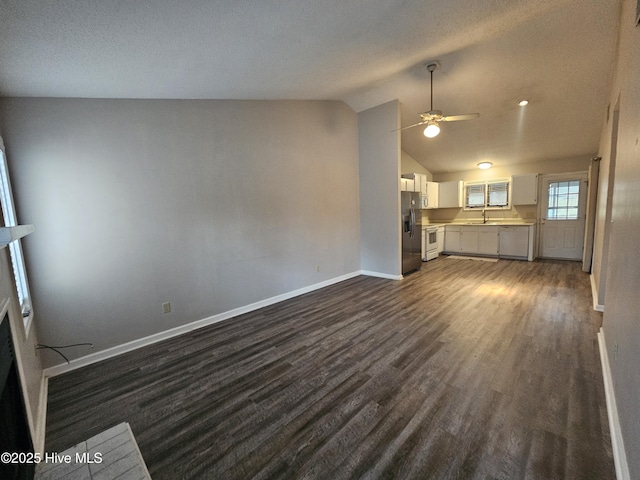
(596, 0, 640, 475)
(358, 100, 401, 277)
(0, 98, 361, 367)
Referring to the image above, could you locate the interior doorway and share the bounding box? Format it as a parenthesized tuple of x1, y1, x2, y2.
(539, 172, 588, 260)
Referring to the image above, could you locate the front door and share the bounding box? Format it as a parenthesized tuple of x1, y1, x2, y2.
(539, 173, 588, 260)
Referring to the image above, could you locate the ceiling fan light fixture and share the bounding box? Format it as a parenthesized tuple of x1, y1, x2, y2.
(477, 161, 493, 169)
(518, 100, 529, 106)
(423, 122, 440, 138)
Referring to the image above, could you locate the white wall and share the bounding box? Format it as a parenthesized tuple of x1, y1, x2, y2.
(358, 100, 402, 278)
(401, 150, 432, 179)
(0, 98, 361, 368)
(595, 0, 640, 476)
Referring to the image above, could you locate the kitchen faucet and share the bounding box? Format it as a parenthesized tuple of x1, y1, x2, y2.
(482, 209, 487, 224)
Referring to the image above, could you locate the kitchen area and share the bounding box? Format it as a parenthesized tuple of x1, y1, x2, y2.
(400, 170, 539, 274)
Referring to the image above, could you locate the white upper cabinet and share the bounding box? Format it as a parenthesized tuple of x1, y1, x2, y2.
(425, 181, 439, 209)
(438, 180, 463, 208)
(401, 173, 427, 193)
(400, 177, 415, 192)
(511, 173, 538, 205)
(416, 174, 427, 194)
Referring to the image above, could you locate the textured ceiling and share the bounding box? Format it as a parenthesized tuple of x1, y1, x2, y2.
(0, 0, 621, 173)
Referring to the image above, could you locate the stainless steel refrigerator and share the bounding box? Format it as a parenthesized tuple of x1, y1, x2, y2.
(401, 191, 422, 275)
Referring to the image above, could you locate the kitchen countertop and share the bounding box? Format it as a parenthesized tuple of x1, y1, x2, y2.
(424, 222, 536, 227)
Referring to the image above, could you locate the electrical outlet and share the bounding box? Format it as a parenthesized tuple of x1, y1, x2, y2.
(162, 302, 171, 314)
(614, 342, 619, 360)
(316, 265, 320, 272)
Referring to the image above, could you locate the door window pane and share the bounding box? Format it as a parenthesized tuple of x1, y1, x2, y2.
(547, 180, 580, 220)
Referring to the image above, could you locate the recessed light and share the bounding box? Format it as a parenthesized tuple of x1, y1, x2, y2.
(477, 162, 493, 169)
(518, 100, 529, 106)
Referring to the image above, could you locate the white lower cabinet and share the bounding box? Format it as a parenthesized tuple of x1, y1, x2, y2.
(444, 224, 534, 260)
(499, 226, 531, 259)
(478, 226, 499, 255)
(444, 226, 461, 252)
(458, 226, 498, 255)
(460, 227, 479, 253)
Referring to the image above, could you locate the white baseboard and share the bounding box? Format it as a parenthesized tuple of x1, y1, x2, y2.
(360, 270, 403, 280)
(591, 274, 605, 312)
(598, 328, 630, 480)
(44, 271, 363, 378)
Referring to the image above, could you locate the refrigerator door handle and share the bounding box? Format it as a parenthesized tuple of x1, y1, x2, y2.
(410, 208, 416, 238)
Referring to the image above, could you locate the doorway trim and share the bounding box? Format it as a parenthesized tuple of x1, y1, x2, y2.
(537, 171, 589, 260)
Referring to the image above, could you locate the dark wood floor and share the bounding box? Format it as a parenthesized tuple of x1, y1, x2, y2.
(45, 257, 615, 479)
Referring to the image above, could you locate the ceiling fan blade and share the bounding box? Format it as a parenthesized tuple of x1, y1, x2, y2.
(394, 120, 428, 132)
(440, 113, 480, 122)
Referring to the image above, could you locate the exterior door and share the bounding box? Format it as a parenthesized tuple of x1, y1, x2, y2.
(539, 173, 588, 260)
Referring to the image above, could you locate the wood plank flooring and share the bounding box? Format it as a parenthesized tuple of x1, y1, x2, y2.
(45, 258, 615, 479)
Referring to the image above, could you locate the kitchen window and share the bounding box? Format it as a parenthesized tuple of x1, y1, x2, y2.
(487, 181, 509, 207)
(465, 184, 485, 208)
(464, 179, 510, 210)
(0, 140, 33, 333)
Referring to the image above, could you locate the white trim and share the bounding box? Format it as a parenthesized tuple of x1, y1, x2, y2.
(361, 270, 403, 281)
(590, 274, 605, 312)
(0, 296, 45, 453)
(44, 271, 363, 378)
(598, 328, 630, 480)
(537, 171, 589, 261)
(34, 373, 48, 454)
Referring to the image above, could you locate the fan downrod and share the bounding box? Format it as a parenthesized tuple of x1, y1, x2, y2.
(425, 62, 439, 111)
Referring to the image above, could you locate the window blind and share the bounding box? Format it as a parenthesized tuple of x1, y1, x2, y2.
(0, 145, 32, 320)
(465, 184, 485, 208)
(487, 181, 509, 207)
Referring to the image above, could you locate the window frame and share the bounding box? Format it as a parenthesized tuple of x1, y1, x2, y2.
(463, 178, 511, 211)
(0, 138, 33, 335)
(546, 179, 581, 221)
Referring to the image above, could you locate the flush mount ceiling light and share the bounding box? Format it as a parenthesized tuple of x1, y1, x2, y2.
(518, 100, 529, 106)
(423, 122, 441, 138)
(477, 162, 493, 169)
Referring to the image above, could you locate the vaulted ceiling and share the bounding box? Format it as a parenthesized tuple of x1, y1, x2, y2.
(0, 0, 620, 173)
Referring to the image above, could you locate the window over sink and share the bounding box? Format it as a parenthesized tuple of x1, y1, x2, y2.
(464, 179, 510, 210)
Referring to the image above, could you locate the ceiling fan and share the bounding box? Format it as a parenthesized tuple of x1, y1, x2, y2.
(399, 63, 479, 138)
